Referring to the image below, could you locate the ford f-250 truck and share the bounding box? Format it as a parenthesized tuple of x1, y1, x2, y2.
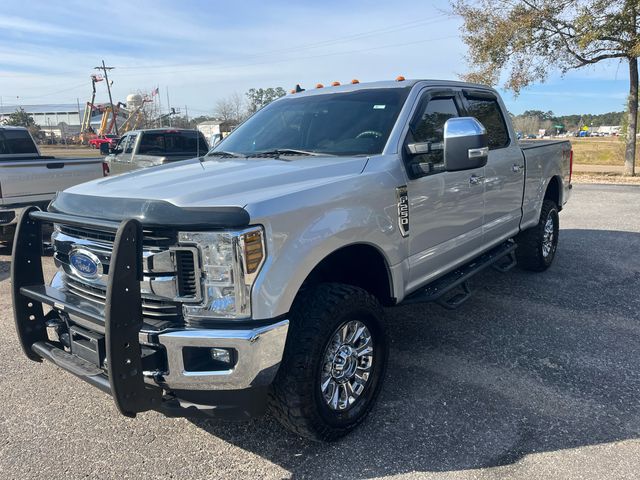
(12, 79, 572, 441)
(0, 126, 107, 245)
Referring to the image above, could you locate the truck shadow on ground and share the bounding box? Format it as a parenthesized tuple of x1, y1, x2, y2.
(195, 228, 640, 478)
(0, 242, 53, 282)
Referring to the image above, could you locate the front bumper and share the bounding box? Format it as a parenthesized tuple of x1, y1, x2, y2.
(157, 321, 288, 391)
(12, 207, 289, 419)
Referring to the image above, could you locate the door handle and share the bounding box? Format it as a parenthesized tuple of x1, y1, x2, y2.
(46, 162, 64, 169)
(512, 164, 524, 173)
(469, 174, 485, 185)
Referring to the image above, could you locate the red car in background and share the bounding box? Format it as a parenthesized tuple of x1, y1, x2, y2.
(88, 134, 119, 149)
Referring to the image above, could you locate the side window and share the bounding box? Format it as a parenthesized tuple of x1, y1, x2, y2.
(125, 134, 137, 154)
(138, 133, 165, 154)
(2, 129, 38, 154)
(465, 97, 509, 149)
(407, 97, 459, 175)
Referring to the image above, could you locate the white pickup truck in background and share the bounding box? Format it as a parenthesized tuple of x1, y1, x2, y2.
(0, 126, 107, 244)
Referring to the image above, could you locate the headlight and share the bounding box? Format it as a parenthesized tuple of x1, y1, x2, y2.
(178, 227, 266, 321)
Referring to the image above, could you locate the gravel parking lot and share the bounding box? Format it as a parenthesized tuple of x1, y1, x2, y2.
(1, 184, 639, 479)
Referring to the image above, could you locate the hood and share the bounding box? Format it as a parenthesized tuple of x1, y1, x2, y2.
(64, 155, 368, 209)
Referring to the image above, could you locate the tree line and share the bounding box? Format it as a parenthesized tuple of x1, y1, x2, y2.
(510, 110, 625, 135)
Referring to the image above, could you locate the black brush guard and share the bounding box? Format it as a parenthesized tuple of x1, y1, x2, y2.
(11, 206, 162, 417)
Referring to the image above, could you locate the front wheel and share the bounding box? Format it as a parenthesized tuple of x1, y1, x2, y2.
(516, 199, 559, 271)
(269, 283, 388, 441)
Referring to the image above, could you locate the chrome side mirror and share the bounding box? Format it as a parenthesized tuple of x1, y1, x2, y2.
(443, 117, 488, 171)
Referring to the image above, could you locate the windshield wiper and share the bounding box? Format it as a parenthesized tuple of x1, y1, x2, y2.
(251, 149, 334, 157)
(205, 150, 246, 158)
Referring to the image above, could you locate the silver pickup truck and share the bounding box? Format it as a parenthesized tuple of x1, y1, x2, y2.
(12, 79, 572, 441)
(0, 126, 107, 244)
(104, 128, 209, 175)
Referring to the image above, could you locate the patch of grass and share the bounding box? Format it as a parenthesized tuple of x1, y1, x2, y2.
(569, 138, 627, 166)
(39, 145, 102, 158)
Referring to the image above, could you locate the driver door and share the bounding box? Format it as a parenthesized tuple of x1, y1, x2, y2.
(404, 90, 486, 292)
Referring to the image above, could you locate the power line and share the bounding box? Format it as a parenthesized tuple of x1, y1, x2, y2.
(0, 15, 455, 95)
(117, 15, 452, 72)
(114, 34, 460, 79)
(0, 17, 458, 104)
(5, 81, 88, 100)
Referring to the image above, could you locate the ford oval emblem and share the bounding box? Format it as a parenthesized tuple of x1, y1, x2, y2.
(69, 249, 101, 280)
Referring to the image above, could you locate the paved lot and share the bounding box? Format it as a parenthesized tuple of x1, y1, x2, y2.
(1, 184, 639, 479)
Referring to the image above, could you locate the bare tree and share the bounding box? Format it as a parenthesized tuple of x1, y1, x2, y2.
(213, 92, 247, 124)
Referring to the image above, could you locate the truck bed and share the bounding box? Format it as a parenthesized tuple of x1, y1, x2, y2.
(519, 139, 570, 150)
(0, 155, 104, 207)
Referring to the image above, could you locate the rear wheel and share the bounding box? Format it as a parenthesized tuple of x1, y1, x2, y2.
(516, 199, 559, 271)
(269, 283, 388, 441)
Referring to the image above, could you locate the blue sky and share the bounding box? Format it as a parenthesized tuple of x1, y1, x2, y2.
(0, 0, 631, 117)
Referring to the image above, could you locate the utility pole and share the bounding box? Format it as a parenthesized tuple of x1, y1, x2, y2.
(95, 60, 118, 135)
(166, 87, 172, 127)
(185, 105, 189, 123)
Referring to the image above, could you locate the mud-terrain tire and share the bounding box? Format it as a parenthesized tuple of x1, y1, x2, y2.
(516, 199, 559, 272)
(269, 283, 388, 441)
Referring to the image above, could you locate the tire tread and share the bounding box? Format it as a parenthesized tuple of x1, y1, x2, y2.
(268, 283, 386, 441)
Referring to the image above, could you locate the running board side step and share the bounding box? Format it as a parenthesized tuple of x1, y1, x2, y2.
(401, 241, 517, 310)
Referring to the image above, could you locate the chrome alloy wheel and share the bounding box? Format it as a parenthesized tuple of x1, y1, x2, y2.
(320, 320, 374, 411)
(542, 214, 555, 258)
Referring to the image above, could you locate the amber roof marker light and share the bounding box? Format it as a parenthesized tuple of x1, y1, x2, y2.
(316, 83, 324, 88)
(396, 75, 406, 82)
(351, 79, 360, 84)
(331, 81, 341, 86)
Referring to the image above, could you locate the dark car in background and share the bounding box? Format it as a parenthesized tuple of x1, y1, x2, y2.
(102, 128, 209, 175)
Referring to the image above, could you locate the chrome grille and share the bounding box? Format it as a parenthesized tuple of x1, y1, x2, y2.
(52, 222, 202, 328)
(64, 276, 180, 320)
(53, 225, 200, 301)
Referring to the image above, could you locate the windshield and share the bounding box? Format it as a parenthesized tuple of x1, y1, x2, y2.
(213, 88, 410, 157)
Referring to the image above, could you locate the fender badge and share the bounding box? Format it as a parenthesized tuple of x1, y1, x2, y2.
(396, 186, 409, 237)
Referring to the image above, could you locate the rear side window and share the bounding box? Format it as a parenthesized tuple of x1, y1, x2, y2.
(465, 97, 509, 149)
(1, 129, 38, 154)
(138, 132, 208, 155)
(138, 133, 164, 154)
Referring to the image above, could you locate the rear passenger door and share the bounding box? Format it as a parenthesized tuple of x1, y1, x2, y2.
(462, 91, 525, 243)
(404, 90, 486, 292)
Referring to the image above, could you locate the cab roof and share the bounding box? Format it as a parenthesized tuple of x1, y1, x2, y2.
(285, 79, 495, 98)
